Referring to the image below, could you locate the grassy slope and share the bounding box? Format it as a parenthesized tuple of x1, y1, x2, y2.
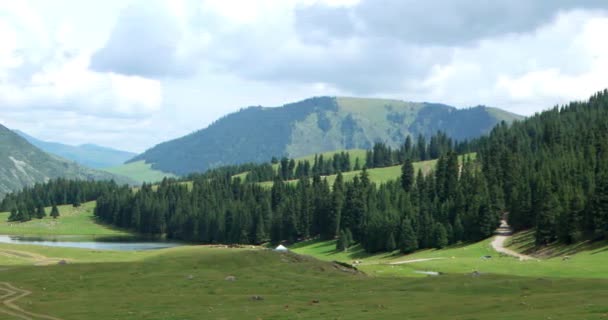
(0, 198, 607, 319)
(291, 235, 608, 279)
(1, 245, 607, 319)
(258, 153, 477, 188)
(104, 160, 176, 184)
(232, 149, 367, 181)
(0, 201, 129, 236)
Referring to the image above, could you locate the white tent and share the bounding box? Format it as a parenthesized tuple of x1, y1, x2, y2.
(274, 244, 288, 252)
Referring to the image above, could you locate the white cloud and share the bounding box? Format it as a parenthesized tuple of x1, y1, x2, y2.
(415, 11, 608, 115)
(1, 0, 608, 153)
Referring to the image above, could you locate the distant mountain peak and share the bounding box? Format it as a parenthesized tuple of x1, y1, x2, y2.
(1, 124, 132, 198)
(13, 130, 136, 169)
(129, 96, 523, 176)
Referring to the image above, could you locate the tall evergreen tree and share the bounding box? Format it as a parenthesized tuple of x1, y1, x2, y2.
(401, 158, 414, 192)
(50, 204, 60, 219)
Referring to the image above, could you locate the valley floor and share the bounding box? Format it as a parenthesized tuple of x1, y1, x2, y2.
(1, 204, 608, 319)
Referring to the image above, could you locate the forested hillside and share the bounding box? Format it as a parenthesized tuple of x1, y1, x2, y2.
(94, 90, 608, 250)
(479, 89, 608, 245)
(130, 97, 521, 175)
(6, 90, 608, 252)
(0, 124, 132, 199)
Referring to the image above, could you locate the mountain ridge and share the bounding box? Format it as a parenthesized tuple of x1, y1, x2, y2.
(129, 96, 523, 176)
(14, 130, 136, 169)
(0, 124, 133, 198)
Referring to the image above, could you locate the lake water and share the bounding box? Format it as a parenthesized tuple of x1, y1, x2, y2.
(0, 234, 184, 251)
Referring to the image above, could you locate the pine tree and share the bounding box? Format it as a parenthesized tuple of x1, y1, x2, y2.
(36, 204, 46, 219)
(452, 215, 464, 242)
(8, 207, 18, 222)
(433, 223, 448, 248)
(385, 231, 396, 251)
(398, 219, 418, 253)
(354, 158, 361, 171)
(336, 229, 348, 251)
(535, 191, 560, 246)
(50, 204, 60, 219)
(401, 158, 414, 192)
(592, 170, 608, 240)
(254, 214, 267, 244)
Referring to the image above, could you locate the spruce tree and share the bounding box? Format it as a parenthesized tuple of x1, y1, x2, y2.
(433, 223, 448, 248)
(36, 204, 46, 219)
(401, 158, 414, 192)
(50, 204, 60, 219)
(385, 231, 396, 251)
(398, 219, 418, 254)
(336, 229, 347, 251)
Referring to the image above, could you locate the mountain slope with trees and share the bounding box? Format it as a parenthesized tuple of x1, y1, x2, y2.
(8, 91, 607, 253)
(0, 124, 132, 199)
(130, 96, 522, 175)
(96, 90, 608, 251)
(15, 130, 136, 169)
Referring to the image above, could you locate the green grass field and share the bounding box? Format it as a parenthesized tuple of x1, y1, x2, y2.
(104, 160, 176, 184)
(0, 201, 129, 236)
(1, 244, 607, 319)
(1, 202, 608, 319)
(291, 236, 608, 279)
(232, 149, 368, 182)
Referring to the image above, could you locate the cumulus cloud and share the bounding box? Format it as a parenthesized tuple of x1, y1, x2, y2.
(295, 0, 608, 45)
(90, 0, 195, 78)
(414, 11, 608, 114)
(3, 0, 608, 152)
(0, 1, 164, 151)
(0, 1, 162, 118)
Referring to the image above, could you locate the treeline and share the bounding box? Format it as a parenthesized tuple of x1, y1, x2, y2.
(0, 179, 118, 222)
(93, 151, 497, 253)
(196, 131, 465, 184)
(365, 132, 474, 169)
(249, 131, 466, 182)
(247, 152, 360, 182)
(6, 90, 608, 252)
(479, 89, 608, 245)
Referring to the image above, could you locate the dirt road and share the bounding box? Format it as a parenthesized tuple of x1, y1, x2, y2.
(0, 282, 63, 320)
(0, 249, 67, 266)
(491, 220, 533, 261)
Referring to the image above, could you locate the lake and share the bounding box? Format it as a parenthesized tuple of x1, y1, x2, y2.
(0, 234, 184, 251)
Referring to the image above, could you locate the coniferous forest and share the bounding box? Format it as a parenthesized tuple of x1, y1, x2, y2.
(3, 90, 608, 252)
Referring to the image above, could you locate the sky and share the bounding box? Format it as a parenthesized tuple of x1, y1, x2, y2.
(1, 0, 608, 153)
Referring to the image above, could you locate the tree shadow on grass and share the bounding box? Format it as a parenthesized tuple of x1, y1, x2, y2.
(508, 230, 608, 258)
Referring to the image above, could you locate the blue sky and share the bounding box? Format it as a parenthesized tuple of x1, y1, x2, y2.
(1, 0, 608, 152)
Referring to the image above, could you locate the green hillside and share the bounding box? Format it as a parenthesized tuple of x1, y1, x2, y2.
(0, 124, 132, 198)
(256, 153, 476, 188)
(103, 160, 175, 184)
(0, 201, 128, 236)
(233, 148, 367, 180)
(15, 130, 136, 169)
(130, 97, 522, 175)
(4, 244, 608, 319)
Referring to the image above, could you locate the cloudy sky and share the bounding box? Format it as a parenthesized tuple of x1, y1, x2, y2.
(1, 0, 608, 152)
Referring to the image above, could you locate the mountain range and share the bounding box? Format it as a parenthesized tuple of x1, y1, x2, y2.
(15, 130, 136, 169)
(129, 97, 523, 175)
(0, 124, 132, 198)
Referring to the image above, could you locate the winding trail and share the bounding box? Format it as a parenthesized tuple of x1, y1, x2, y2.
(0, 249, 67, 266)
(389, 258, 446, 265)
(491, 220, 533, 261)
(0, 282, 63, 320)
(0, 249, 66, 319)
